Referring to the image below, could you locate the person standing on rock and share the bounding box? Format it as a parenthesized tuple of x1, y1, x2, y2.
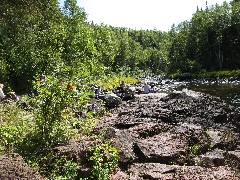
(143, 82, 150, 94)
(119, 81, 125, 92)
(115, 80, 126, 98)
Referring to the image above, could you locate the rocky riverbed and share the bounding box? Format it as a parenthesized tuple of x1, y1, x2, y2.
(97, 90, 240, 179)
(1, 89, 240, 179)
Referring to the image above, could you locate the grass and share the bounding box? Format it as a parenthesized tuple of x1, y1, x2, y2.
(94, 75, 139, 91)
(169, 69, 240, 79)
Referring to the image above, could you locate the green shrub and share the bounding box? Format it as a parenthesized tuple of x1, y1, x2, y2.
(29, 75, 88, 148)
(88, 140, 119, 180)
(189, 144, 199, 155)
(27, 150, 79, 180)
(195, 69, 240, 79)
(48, 156, 78, 180)
(95, 75, 138, 91)
(169, 71, 181, 79)
(0, 103, 34, 152)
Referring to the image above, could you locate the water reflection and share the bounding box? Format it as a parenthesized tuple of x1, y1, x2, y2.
(187, 82, 240, 108)
(158, 80, 240, 109)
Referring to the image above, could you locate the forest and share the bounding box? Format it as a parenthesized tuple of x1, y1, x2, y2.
(1, 0, 240, 93)
(0, 0, 240, 179)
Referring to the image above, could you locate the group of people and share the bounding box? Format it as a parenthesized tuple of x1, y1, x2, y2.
(114, 81, 135, 99)
(114, 80, 156, 99)
(143, 82, 156, 94)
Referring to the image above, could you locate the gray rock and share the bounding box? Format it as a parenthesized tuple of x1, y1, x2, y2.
(94, 91, 240, 178)
(104, 93, 122, 109)
(194, 149, 226, 167)
(128, 163, 239, 179)
(134, 132, 188, 163)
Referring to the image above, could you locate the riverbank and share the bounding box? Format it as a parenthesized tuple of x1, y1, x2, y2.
(1, 90, 240, 179)
(95, 90, 240, 179)
(168, 70, 240, 83)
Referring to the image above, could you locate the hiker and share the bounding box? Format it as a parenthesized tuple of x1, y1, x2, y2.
(76, 83, 82, 96)
(125, 84, 135, 99)
(39, 74, 46, 84)
(143, 82, 151, 94)
(114, 81, 126, 98)
(149, 82, 155, 93)
(119, 81, 125, 93)
(6, 91, 19, 102)
(0, 84, 5, 101)
(67, 83, 76, 92)
(93, 85, 102, 99)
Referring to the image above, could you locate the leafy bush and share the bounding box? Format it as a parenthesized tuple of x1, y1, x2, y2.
(95, 74, 138, 91)
(169, 71, 181, 79)
(88, 140, 119, 180)
(51, 158, 78, 180)
(189, 144, 199, 155)
(0, 103, 34, 152)
(29, 75, 90, 148)
(46, 155, 78, 180)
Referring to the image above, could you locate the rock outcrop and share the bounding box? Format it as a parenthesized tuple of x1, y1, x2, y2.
(95, 90, 240, 179)
(0, 153, 46, 180)
(2, 90, 240, 179)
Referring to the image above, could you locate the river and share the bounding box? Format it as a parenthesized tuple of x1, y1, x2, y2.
(156, 79, 240, 110)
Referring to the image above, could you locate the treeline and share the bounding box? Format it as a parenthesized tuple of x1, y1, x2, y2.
(169, 0, 240, 75)
(1, 0, 240, 93)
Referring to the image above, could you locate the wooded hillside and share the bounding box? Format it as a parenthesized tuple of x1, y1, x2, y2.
(1, 0, 240, 92)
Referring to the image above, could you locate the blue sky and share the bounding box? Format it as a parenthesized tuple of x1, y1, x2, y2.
(59, 0, 230, 31)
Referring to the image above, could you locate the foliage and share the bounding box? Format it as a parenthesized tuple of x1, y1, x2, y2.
(42, 153, 78, 180)
(1, 0, 240, 93)
(28, 74, 90, 148)
(13, 71, 95, 158)
(189, 144, 199, 155)
(0, 0, 64, 92)
(88, 140, 119, 180)
(73, 116, 98, 136)
(51, 158, 78, 180)
(195, 70, 240, 79)
(0, 103, 34, 152)
(1, 0, 240, 179)
(25, 150, 79, 180)
(167, 1, 240, 74)
(95, 74, 139, 91)
(50, 158, 78, 180)
(168, 71, 182, 79)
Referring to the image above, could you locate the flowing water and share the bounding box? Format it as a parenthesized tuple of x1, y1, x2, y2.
(157, 79, 240, 109)
(186, 82, 240, 108)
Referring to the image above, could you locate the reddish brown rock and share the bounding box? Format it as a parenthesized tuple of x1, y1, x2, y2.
(0, 153, 46, 180)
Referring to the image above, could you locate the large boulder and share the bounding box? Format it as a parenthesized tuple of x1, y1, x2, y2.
(0, 153, 46, 180)
(102, 93, 122, 109)
(127, 163, 239, 179)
